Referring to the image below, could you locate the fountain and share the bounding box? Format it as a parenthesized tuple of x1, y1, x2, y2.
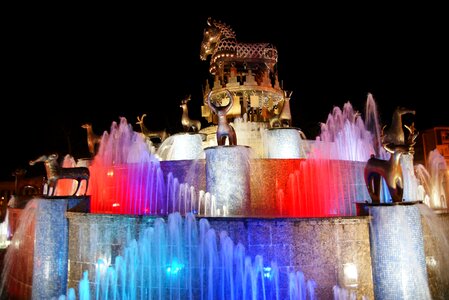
(415, 149, 449, 209)
(1, 17, 448, 300)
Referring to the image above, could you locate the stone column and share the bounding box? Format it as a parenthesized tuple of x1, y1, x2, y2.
(264, 128, 306, 159)
(369, 204, 430, 299)
(31, 196, 89, 299)
(205, 145, 251, 216)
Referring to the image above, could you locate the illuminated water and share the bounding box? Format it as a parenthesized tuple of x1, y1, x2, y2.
(0, 209, 10, 249)
(89, 118, 219, 216)
(418, 204, 449, 299)
(415, 149, 448, 209)
(312, 101, 375, 161)
(0, 199, 37, 298)
(73, 212, 315, 299)
(156, 133, 205, 161)
(2, 92, 446, 299)
(276, 95, 381, 216)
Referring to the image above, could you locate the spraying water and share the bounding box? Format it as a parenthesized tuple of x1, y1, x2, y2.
(233, 116, 268, 158)
(364, 93, 388, 160)
(276, 96, 381, 216)
(73, 212, 315, 299)
(89, 118, 221, 216)
(418, 204, 449, 299)
(415, 149, 449, 209)
(312, 101, 375, 161)
(0, 209, 10, 249)
(0, 199, 38, 298)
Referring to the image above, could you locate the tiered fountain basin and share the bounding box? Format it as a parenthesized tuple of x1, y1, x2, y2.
(66, 211, 375, 299)
(3, 112, 448, 299)
(4, 157, 376, 299)
(67, 152, 448, 299)
(6, 199, 448, 299)
(89, 158, 369, 217)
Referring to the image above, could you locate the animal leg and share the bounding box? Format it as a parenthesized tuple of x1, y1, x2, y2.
(72, 179, 81, 196)
(50, 182, 57, 196)
(83, 179, 89, 196)
(367, 174, 381, 204)
(218, 135, 227, 146)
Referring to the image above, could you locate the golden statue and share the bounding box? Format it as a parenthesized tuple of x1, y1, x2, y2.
(81, 123, 102, 157)
(364, 107, 418, 203)
(136, 114, 168, 143)
(270, 90, 293, 128)
(29, 154, 90, 197)
(199, 18, 285, 124)
(180, 95, 202, 132)
(207, 90, 237, 146)
(381, 107, 415, 145)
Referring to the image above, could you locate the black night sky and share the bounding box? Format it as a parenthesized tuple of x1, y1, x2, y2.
(1, 10, 447, 180)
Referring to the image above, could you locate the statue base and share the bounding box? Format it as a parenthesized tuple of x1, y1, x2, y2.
(355, 200, 423, 216)
(42, 195, 91, 213)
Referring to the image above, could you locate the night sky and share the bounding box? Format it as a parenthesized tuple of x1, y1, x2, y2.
(1, 10, 447, 180)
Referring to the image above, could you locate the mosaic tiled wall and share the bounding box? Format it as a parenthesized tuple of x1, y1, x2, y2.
(66, 213, 374, 299)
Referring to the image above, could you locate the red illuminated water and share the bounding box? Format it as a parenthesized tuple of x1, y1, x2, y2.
(88, 118, 215, 216)
(276, 159, 366, 217)
(276, 96, 381, 216)
(54, 155, 78, 196)
(86, 94, 440, 217)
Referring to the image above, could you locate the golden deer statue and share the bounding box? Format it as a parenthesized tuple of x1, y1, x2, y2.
(207, 90, 237, 146)
(81, 123, 102, 156)
(269, 90, 293, 128)
(29, 154, 90, 196)
(136, 114, 168, 143)
(381, 106, 415, 145)
(364, 121, 418, 203)
(180, 95, 202, 132)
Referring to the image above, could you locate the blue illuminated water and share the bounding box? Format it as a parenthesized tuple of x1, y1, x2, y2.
(71, 212, 315, 299)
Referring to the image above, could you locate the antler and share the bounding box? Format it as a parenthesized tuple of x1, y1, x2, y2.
(136, 114, 147, 124)
(207, 90, 234, 115)
(181, 95, 191, 104)
(404, 122, 418, 153)
(284, 90, 293, 98)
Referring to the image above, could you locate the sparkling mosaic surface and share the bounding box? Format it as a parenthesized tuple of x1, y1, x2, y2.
(67, 213, 374, 299)
(370, 205, 430, 299)
(32, 199, 68, 299)
(205, 146, 251, 215)
(265, 128, 306, 159)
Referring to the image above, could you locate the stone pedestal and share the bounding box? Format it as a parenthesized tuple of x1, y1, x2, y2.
(205, 145, 251, 216)
(158, 133, 205, 161)
(31, 196, 89, 299)
(264, 128, 306, 159)
(369, 203, 430, 299)
(32, 199, 68, 299)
